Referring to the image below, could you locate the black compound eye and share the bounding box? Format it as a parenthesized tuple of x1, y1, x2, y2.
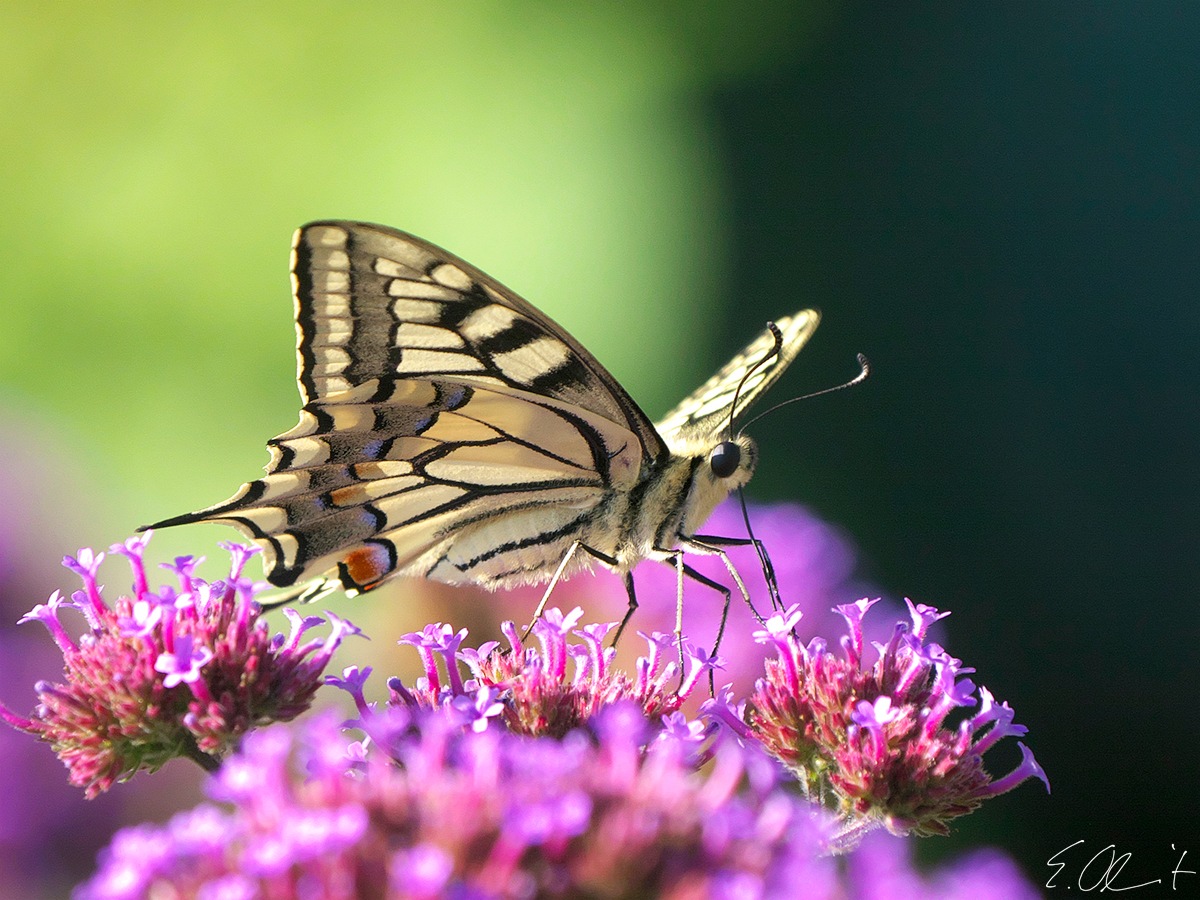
(709, 441, 742, 479)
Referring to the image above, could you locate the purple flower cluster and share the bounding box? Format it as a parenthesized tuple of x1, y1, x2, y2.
(0, 533, 358, 797)
(75, 601, 1045, 899)
(382, 606, 719, 737)
(376, 603, 1047, 843)
(2, 521, 1048, 898)
(78, 708, 840, 900)
(741, 598, 1050, 838)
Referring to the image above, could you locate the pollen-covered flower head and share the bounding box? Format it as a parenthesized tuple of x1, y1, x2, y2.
(744, 598, 1049, 838)
(0, 534, 359, 796)
(332, 606, 722, 741)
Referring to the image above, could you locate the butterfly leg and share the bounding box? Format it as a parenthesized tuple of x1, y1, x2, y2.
(678, 538, 770, 629)
(655, 549, 737, 693)
(522, 540, 624, 641)
(681, 561, 734, 693)
(610, 571, 639, 647)
(688, 533, 782, 618)
(521, 540, 583, 639)
(670, 552, 687, 687)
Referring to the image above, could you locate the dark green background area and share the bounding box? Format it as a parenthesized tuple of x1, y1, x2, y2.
(712, 2, 1199, 877)
(2, 2, 1196, 893)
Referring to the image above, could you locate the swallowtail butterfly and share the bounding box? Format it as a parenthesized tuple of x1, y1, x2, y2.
(147, 222, 819, 628)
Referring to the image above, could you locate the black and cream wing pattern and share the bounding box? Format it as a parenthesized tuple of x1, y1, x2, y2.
(148, 221, 820, 598)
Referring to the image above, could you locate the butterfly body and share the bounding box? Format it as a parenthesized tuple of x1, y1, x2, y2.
(147, 222, 818, 599)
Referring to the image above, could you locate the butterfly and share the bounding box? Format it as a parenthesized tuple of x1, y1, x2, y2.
(146, 221, 819, 634)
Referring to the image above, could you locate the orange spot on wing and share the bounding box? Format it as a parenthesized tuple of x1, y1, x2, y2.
(330, 485, 367, 506)
(342, 544, 393, 589)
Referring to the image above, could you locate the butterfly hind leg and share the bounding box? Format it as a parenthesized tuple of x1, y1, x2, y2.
(521, 540, 626, 641)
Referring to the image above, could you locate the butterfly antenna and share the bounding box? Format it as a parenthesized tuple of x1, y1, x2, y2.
(725, 322, 785, 441)
(716, 324, 787, 617)
(739, 353, 871, 432)
(728, 351, 871, 618)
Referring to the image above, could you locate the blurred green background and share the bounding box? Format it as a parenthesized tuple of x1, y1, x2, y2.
(3, 1, 1198, 895)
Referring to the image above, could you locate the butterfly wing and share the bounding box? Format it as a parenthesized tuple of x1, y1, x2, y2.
(292, 221, 667, 461)
(147, 221, 662, 592)
(653, 309, 820, 447)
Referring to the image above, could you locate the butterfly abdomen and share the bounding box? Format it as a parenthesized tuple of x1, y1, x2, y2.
(421, 502, 610, 589)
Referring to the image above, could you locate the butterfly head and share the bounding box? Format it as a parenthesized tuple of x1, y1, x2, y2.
(665, 433, 758, 540)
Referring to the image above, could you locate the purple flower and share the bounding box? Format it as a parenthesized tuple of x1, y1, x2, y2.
(155, 633, 215, 690)
(399, 623, 468, 696)
(0, 534, 360, 796)
(746, 597, 1050, 838)
(851, 696, 902, 751)
(846, 830, 1042, 900)
(17, 589, 76, 651)
(391, 843, 453, 897)
(325, 666, 374, 716)
(450, 685, 506, 733)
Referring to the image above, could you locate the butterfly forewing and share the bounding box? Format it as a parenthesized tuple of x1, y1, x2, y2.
(653, 310, 819, 446)
(292, 222, 667, 461)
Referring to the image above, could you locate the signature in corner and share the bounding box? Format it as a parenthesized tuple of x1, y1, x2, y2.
(1046, 840, 1195, 893)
